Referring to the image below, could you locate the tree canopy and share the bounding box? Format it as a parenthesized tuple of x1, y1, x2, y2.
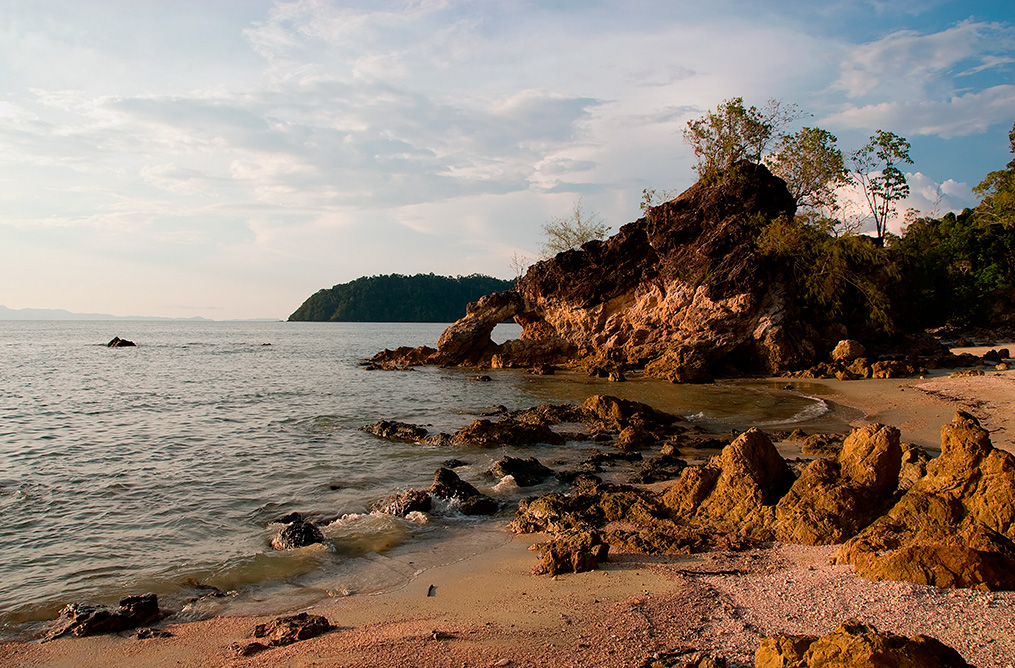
(541, 198, 610, 257)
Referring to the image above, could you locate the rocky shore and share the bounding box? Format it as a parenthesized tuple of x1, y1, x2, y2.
(4, 368, 1014, 667)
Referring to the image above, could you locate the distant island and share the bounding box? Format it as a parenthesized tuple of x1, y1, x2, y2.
(0, 305, 212, 322)
(288, 273, 515, 322)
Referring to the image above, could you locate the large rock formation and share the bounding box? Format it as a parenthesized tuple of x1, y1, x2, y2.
(372, 163, 823, 381)
(833, 412, 1015, 590)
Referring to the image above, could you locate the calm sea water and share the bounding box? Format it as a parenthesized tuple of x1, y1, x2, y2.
(0, 320, 848, 638)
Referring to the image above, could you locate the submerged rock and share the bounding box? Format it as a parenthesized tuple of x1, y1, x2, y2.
(361, 420, 429, 442)
(755, 619, 973, 668)
(47, 593, 161, 639)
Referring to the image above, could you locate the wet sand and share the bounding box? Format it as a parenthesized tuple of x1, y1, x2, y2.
(3, 358, 1014, 668)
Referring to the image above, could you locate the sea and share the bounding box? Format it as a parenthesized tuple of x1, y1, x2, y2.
(0, 320, 855, 640)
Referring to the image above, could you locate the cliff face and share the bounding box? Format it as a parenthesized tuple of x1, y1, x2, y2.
(374, 163, 822, 381)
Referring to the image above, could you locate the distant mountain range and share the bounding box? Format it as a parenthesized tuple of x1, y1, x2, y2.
(0, 305, 213, 321)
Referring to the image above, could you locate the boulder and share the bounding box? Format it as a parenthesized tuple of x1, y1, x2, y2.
(270, 518, 325, 550)
(833, 412, 1015, 590)
(373, 489, 432, 516)
(755, 620, 973, 668)
(47, 594, 161, 639)
(772, 424, 902, 545)
(831, 339, 866, 363)
(487, 456, 554, 487)
(429, 467, 499, 515)
(531, 530, 609, 576)
(661, 429, 794, 539)
(449, 418, 564, 447)
(252, 612, 334, 647)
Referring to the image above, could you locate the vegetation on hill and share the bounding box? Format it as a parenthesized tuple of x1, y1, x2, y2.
(288, 273, 515, 322)
(679, 100, 1015, 333)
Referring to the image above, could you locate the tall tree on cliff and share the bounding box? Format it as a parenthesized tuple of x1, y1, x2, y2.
(765, 127, 848, 216)
(682, 98, 804, 181)
(972, 120, 1015, 227)
(850, 130, 913, 245)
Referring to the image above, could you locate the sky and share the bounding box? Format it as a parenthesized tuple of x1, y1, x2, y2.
(1, 0, 1013, 320)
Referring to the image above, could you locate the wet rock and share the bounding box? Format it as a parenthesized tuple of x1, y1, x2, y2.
(531, 530, 609, 576)
(270, 518, 325, 550)
(487, 456, 554, 487)
(448, 418, 565, 447)
(251, 612, 334, 648)
(373, 489, 432, 516)
(442, 458, 468, 469)
(834, 412, 1015, 590)
(429, 468, 499, 515)
(107, 337, 136, 347)
(756, 619, 973, 668)
(361, 420, 429, 442)
(133, 627, 173, 639)
(47, 593, 161, 639)
(629, 454, 688, 484)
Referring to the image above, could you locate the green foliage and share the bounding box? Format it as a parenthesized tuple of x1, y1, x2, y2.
(758, 218, 899, 332)
(851, 130, 913, 244)
(766, 127, 847, 214)
(683, 98, 804, 181)
(288, 273, 515, 322)
(541, 198, 610, 257)
(972, 120, 1015, 228)
(896, 209, 1015, 326)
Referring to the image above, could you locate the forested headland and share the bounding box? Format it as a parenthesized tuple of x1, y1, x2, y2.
(288, 273, 515, 322)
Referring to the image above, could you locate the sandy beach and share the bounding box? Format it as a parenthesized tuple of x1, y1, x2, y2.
(4, 361, 1014, 668)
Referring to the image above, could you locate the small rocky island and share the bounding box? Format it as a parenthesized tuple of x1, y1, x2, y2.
(370, 162, 977, 382)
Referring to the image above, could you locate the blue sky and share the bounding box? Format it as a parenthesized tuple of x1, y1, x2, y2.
(1, 0, 1013, 319)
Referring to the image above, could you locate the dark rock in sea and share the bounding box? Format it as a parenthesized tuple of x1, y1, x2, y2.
(107, 337, 136, 347)
(270, 518, 325, 550)
(47, 593, 161, 639)
(442, 458, 468, 469)
(487, 456, 554, 487)
(756, 620, 973, 667)
(361, 420, 429, 443)
(273, 511, 304, 525)
(446, 418, 565, 447)
(373, 489, 432, 516)
(470, 375, 492, 382)
(429, 468, 499, 515)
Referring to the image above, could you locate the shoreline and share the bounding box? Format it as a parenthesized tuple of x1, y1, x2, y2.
(3, 361, 1014, 667)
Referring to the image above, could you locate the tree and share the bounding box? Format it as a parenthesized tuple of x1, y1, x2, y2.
(541, 198, 610, 257)
(682, 97, 804, 180)
(972, 120, 1015, 227)
(850, 130, 913, 245)
(765, 127, 848, 215)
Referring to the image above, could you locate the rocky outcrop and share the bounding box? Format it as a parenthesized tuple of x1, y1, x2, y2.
(107, 337, 136, 347)
(47, 594, 161, 639)
(833, 412, 1015, 590)
(531, 530, 610, 576)
(370, 163, 832, 381)
(755, 620, 973, 668)
(661, 429, 795, 540)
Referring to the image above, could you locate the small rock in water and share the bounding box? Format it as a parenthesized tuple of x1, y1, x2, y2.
(270, 518, 325, 550)
(107, 337, 136, 347)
